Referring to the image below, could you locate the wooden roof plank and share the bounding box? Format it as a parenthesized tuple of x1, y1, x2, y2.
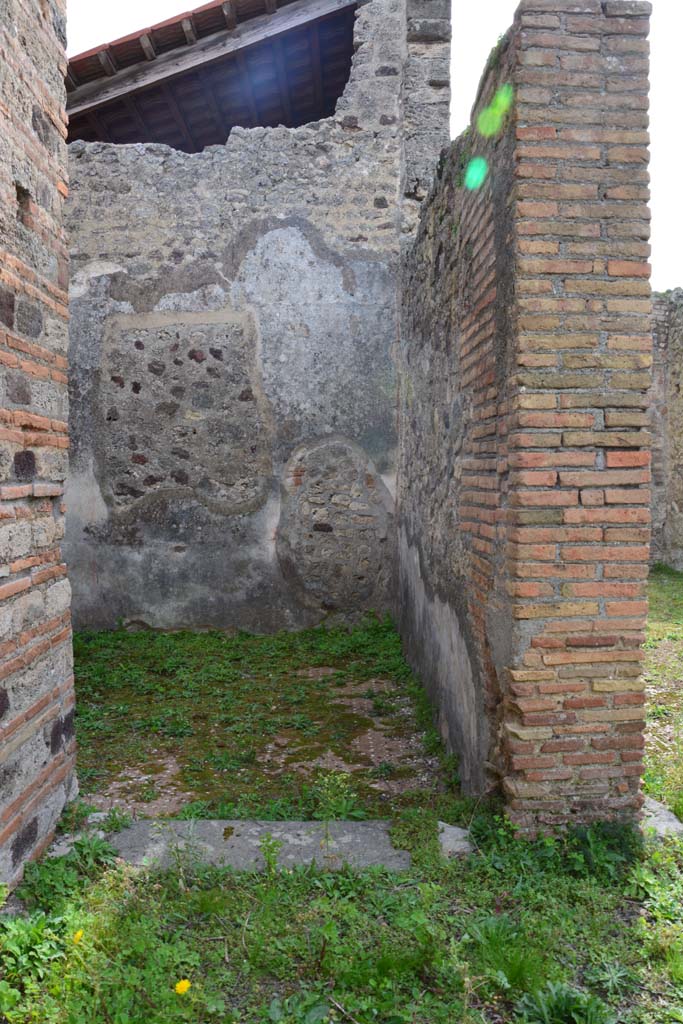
(309, 23, 324, 111)
(273, 36, 293, 126)
(161, 83, 199, 150)
(236, 51, 259, 126)
(67, 0, 356, 117)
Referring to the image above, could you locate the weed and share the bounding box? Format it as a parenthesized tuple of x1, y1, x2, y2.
(515, 982, 616, 1023)
(260, 832, 284, 877)
(310, 772, 367, 821)
(0, 912, 64, 989)
(464, 914, 546, 995)
(584, 960, 636, 999)
(101, 806, 133, 833)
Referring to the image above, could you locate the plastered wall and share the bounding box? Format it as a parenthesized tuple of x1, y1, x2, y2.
(64, 0, 451, 631)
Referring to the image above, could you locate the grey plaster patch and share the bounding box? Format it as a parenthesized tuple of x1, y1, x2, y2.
(233, 226, 396, 466)
(642, 797, 683, 838)
(107, 819, 411, 871)
(397, 528, 488, 794)
(438, 821, 472, 858)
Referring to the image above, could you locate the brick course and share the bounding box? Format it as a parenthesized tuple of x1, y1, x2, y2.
(399, 0, 651, 828)
(0, 0, 76, 886)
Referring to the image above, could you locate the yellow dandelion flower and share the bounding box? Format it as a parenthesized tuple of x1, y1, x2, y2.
(73, 930, 84, 944)
(174, 979, 191, 995)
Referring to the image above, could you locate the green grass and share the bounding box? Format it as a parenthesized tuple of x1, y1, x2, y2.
(644, 565, 683, 818)
(6, 581, 683, 1023)
(3, 810, 683, 1023)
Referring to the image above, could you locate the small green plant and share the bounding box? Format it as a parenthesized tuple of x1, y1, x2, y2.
(101, 806, 133, 833)
(465, 914, 545, 995)
(259, 832, 283, 877)
(516, 982, 616, 1024)
(176, 800, 212, 819)
(138, 781, 161, 803)
(310, 772, 366, 821)
(71, 834, 118, 876)
(0, 912, 64, 988)
(57, 799, 97, 834)
(584, 960, 635, 999)
(137, 709, 193, 738)
(0, 979, 21, 1015)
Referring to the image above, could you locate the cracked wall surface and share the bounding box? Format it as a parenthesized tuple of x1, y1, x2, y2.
(65, 0, 451, 631)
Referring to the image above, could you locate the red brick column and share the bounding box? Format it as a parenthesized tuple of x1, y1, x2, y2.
(503, 0, 652, 827)
(0, 0, 76, 885)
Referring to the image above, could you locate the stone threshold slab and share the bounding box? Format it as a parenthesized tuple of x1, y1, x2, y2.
(108, 819, 412, 871)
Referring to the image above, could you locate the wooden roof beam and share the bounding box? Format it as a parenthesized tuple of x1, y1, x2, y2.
(140, 34, 157, 61)
(97, 49, 118, 76)
(67, 0, 357, 118)
(221, 1, 237, 29)
(201, 70, 231, 141)
(181, 17, 198, 45)
(122, 94, 148, 137)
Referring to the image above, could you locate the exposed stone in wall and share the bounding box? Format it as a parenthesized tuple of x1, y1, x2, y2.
(651, 291, 683, 568)
(403, 0, 451, 214)
(0, 0, 77, 886)
(277, 438, 394, 616)
(65, 0, 451, 631)
(398, 0, 652, 827)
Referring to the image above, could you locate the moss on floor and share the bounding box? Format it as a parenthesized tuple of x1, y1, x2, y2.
(73, 617, 458, 821)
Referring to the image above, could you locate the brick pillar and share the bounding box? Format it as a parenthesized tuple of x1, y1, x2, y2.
(503, 0, 652, 827)
(0, 0, 76, 885)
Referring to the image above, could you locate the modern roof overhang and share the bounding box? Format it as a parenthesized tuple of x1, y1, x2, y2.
(67, 0, 357, 153)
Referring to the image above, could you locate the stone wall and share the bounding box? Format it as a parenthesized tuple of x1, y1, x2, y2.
(0, 0, 77, 886)
(651, 291, 683, 568)
(398, 0, 652, 827)
(64, 0, 451, 631)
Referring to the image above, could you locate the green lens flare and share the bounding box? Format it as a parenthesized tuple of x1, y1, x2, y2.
(464, 156, 489, 190)
(477, 107, 503, 138)
(476, 85, 514, 138)
(492, 83, 514, 114)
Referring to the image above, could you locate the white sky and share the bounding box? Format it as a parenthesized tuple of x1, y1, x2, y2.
(66, 0, 679, 291)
